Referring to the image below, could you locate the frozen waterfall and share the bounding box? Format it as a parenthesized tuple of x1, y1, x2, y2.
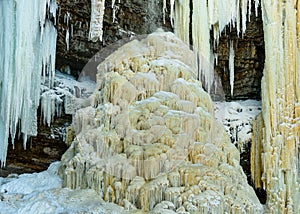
(0, 0, 57, 166)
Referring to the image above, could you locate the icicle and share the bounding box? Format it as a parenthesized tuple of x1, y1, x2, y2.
(112, 0, 116, 23)
(241, 0, 248, 35)
(66, 28, 70, 51)
(89, 0, 106, 42)
(163, 0, 167, 24)
(0, 0, 57, 166)
(254, 0, 259, 17)
(229, 40, 235, 96)
(192, 0, 214, 93)
(169, 0, 175, 27)
(71, 24, 74, 37)
(49, 0, 58, 25)
(247, 0, 252, 21)
(174, 0, 190, 45)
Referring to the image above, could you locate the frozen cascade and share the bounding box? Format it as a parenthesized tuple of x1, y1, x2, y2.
(0, 0, 57, 166)
(40, 71, 96, 127)
(60, 31, 263, 213)
(251, 0, 300, 212)
(229, 40, 235, 96)
(89, 0, 106, 42)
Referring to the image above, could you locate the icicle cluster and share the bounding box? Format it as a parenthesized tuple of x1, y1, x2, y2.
(60, 31, 263, 213)
(168, 0, 258, 94)
(251, 0, 300, 212)
(40, 71, 96, 126)
(0, 0, 57, 166)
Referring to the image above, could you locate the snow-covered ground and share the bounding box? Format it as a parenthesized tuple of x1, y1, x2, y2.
(0, 162, 128, 214)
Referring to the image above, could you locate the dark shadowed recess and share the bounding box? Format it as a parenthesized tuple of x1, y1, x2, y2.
(0, 112, 71, 177)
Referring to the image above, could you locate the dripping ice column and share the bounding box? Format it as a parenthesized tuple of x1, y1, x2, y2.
(229, 40, 235, 96)
(89, 0, 106, 42)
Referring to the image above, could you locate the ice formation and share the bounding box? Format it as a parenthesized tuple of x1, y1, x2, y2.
(89, 0, 106, 42)
(229, 40, 235, 97)
(168, 0, 258, 93)
(214, 100, 261, 153)
(0, 162, 128, 214)
(250, 1, 300, 212)
(40, 71, 96, 127)
(60, 31, 263, 213)
(0, 0, 57, 166)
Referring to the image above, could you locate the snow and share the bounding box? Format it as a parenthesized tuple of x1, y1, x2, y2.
(0, 0, 57, 166)
(0, 162, 129, 214)
(214, 100, 261, 152)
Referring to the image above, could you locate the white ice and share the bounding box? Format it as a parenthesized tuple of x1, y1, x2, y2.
(0, 162, 128, 214)
(229, 40, 235, 96)
(214, 99, 262, 152)
(0, 0, 57, 166)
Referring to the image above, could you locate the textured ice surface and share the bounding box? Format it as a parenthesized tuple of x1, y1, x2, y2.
(0, 162, 128, 214)
(40, 71, 96, 126)
(60, 31, 263, 213)
(251, 1, 300, 212)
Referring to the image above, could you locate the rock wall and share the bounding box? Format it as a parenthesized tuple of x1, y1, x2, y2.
(55, 0, 171, 75)
(215, 6, 265, 100)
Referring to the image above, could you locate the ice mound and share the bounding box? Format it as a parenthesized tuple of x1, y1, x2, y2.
(60, 31, 263, 213)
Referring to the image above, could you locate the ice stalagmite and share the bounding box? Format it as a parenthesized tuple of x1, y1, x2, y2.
(251, 0, 300, 212)
(0, 0, 57, 166)
(60, 31, 263, 213)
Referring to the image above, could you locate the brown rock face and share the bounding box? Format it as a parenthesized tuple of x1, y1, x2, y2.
(55, 0, 171, 76)
(214, 6, 265, 100)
